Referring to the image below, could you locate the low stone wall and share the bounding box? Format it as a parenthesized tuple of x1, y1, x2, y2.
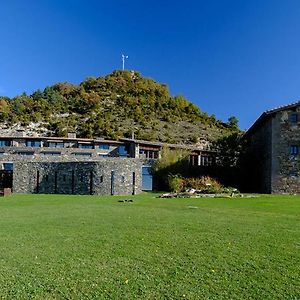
(13, 158, 143, 196)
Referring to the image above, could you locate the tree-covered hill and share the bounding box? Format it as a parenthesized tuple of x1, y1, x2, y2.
(0, 70, 237, 145)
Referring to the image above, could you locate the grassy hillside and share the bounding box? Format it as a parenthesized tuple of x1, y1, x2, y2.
(0, 71, 236, 144)
(0, 193, 299, 299)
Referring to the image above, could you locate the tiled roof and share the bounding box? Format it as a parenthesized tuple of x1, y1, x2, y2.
(246, 100, 300, 136)
(264, 100, 300, 115)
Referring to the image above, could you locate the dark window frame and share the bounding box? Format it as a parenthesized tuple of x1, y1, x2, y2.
(289, 113, 298, 124)
(26, 140, 42, 148)
(99, 144, 110, 150)
(290, 145, 299, 155)
(0, 140, 11, 147)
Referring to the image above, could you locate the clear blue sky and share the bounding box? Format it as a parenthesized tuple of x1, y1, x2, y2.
(1, 0, 300, 129)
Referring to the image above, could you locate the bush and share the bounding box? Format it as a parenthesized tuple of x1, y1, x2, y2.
(184, 176, 222, 193)
(167, 175, 222, 193)
(168, 175, 184, 192)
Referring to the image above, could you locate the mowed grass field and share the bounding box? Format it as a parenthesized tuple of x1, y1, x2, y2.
(0, 194, 299, 299)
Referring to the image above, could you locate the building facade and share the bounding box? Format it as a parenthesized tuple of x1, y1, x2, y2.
(245, 101, 300, 194)
(0, 132, 215, 196)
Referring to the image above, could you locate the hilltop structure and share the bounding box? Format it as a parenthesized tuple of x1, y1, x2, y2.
(245, 101, 300, 194)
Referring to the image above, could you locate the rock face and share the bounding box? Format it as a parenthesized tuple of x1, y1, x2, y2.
(246, 102, 300, 194)
(13, 159, 143, 196)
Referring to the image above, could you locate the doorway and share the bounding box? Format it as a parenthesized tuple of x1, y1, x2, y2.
(0, 162, 13, 195)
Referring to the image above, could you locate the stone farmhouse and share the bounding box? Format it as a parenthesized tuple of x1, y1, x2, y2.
(245, 101, 300, 194)
(0, 132, 214, 196)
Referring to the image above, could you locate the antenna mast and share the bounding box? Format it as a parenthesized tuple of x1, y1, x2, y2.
(121, 54, 128, 70)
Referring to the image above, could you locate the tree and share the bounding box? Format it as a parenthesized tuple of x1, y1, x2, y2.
(227, 116, 239, 130)
(212, 132, 246, 188)
(152, 146, 190, 190)
(214, 133, 243, 168)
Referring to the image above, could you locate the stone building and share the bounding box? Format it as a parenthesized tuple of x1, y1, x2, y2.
(0, 133, 214, 196)
(245, 101, 300, 194)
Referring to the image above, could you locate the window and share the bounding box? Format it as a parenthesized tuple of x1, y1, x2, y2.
(73, 152, 92, 157)
(290, 145, 298, 155)
(201, 155, 213, 166)
(48, 142, 64, 148)
(100, 175, 103, 183)
(290, 171, 298, 178)
(26, 140, 41, 147)
(63, 175, 66, 182)
(17, 151, 34, 156)
(118, 145, 128, 157)
(78, 144, 93, 149)
(98, 154, 108, 157)
(142, 166, 152, 175)
(290, 113, 298, 123)
(3, 163, 13, 171)
(99, 144, 110, 150)
(139, 149, 159, 159)
(42, 152, 61, 156)
(0, 140, 10, 147)
(121, 176, 125, 183)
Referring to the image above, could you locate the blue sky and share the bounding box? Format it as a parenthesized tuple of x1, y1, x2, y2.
(1, 0, 300, 129)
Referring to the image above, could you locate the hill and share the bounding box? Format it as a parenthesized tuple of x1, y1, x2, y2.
(0, 70, 237, 146)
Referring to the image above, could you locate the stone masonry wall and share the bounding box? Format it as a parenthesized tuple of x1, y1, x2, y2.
(13, 158, 143, 196)
(271, 109, 300, 194)
(246, 118, 273, 193)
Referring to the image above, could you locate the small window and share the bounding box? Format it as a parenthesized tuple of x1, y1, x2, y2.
(290, 145, 298, 155)
(142, 166, 152, 175)
(26, 140, 41, 147)
(201, 155, 213, 166)
(100, 175, 103, 183)
(121, 176, 125, 183)
(42, 152, 61, 156)
(99, 144, 110, 150)
(17, 151, 34, 156)
(78, 144, 93, 149)
(290, 113, 298, 123)
(63, 175, 66, 182)
(48, 142, 64, 148)
(73, 152, 92, 157)
(3, 163, 13, 171)
(0, 140, 10, 147)
(290, 171, 298, 178)
(45, 175, 49, 182)
(118, 145, 128, 157)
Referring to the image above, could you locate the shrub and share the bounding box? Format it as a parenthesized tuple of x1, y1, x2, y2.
(168, 175, 184, 192)
(184, 176, 222, 193)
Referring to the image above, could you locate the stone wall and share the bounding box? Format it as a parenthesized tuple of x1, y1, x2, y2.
(247, 106, 300, 194)
(13, 158, 143, 196)
(271, 109, 300, 193)
(246, 117, 273, 193)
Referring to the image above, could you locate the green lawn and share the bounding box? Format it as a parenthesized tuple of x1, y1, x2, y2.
(0, 193, 299, 299)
